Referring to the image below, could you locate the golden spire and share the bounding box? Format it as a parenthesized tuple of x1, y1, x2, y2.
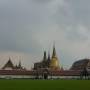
(52, 43, 56, 58)
(49, 43, 60, 70)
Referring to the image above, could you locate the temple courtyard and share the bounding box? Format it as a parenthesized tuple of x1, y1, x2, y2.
(0, 79, 90, 90)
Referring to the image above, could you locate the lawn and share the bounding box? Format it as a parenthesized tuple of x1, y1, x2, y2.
(0, 79, 90, 90)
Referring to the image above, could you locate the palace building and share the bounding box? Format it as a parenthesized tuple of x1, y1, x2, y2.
(0, 45, 89, 79)
(34, 45, 60, 71)
(2, 57, 25, 70)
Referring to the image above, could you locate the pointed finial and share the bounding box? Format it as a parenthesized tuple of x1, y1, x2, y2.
(52, 42, 56, 58)
(48, 51, 50, 61)
(9, 57, 11, 61)
(43, 51, 47, 61)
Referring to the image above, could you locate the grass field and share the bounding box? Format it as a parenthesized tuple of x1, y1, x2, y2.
(0, 79, 90, 90)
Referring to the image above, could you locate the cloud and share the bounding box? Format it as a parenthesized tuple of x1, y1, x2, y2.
(0, 0, 90, 69)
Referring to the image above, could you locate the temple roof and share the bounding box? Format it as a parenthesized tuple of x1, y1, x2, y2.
(71, 59, 90, 70)
(2, 58, 14, 69)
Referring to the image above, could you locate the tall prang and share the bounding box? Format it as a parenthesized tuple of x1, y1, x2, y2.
(49, 44, 60, 70)
(43, 51, 47, 61)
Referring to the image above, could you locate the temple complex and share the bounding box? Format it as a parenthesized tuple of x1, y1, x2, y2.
(0, 45, 89, 79)
(34, 44, 60, 71)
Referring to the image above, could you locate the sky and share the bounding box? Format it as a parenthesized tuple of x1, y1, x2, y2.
(0, 0, 90, 69)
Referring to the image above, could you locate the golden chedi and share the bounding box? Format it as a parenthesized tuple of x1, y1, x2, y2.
(50, 45, 60, 70)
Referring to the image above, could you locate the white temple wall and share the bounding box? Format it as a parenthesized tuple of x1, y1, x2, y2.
(0, 75, 80, 79)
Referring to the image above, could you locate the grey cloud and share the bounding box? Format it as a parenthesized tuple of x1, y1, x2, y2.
(0, 0, 90, 68)
(53, 0, 90, 27)
(0, 0, 42, 54)
(32, 0, 52, 3)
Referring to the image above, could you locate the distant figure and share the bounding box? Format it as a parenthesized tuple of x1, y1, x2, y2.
(43, 71, 48, 79)
(80, 67, 89, 79)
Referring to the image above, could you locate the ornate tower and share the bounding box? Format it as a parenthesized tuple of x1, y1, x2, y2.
(42, 51, 47, 68)
(47, 52, 51, 67)
(47, 52, 50, 62)
(43, 51, 47, 61)
(49, 44, 60, 70)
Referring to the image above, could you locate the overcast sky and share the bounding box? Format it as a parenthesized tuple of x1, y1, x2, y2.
(0, 0, 90, 69)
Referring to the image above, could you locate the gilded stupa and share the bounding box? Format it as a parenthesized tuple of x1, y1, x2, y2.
(50, 44, 60, 70)
(34, 44, 60, 70)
